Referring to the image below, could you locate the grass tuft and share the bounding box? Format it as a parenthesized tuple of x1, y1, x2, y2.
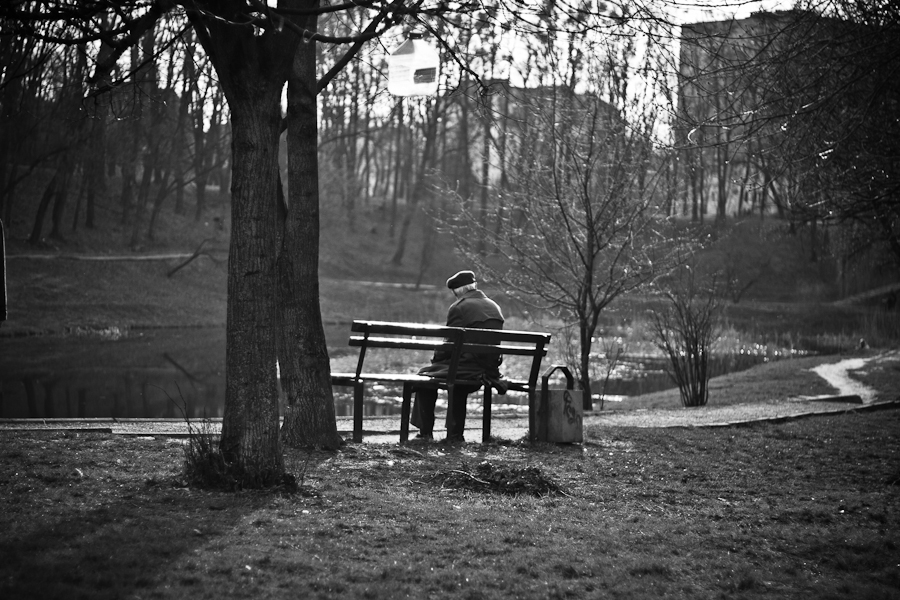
(181, 417, 238, 489)
(181, 422, 301, 492)
(163, 386, 242, 490)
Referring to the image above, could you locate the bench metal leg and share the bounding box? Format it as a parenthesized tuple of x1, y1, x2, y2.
(528, 390, 536, 442)
(483, 385, 492, 443)
(353, 381, 364, 443)
(445, 383, 456, 438)
(400, 382, 413, 443)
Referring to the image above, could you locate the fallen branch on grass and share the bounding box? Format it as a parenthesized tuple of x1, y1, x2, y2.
(167, 239, 223, 277)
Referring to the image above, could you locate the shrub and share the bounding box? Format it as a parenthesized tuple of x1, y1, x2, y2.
(648, 266, 723, 407)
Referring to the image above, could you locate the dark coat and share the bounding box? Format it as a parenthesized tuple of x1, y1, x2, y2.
(444, 289, 504, 329)
(421, 289, 504, 378)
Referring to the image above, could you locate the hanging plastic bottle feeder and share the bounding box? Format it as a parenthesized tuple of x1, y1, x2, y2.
(387, 34, 440, 97)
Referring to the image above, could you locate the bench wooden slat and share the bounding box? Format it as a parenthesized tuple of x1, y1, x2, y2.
(348, 337, 453, 351)
(459, 343, 546, 356)
(348, 336, 547, 357)
(352, 320, 551, 344)
(331, 372, 531, 387)
(351, 321, 459, 336)
(332, 373, 431, 383)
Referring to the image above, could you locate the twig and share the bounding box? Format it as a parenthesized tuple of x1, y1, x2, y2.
(167, 238, 220, 277)
(447, 469, 490, 485)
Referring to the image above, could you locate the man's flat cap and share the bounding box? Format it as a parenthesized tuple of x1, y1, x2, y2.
(446, 270, 476, 289)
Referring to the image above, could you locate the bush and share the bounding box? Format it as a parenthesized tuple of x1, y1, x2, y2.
(648, 267, 723, 407)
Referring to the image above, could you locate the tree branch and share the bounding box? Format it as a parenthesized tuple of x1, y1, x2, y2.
(317, 6, 396, 93)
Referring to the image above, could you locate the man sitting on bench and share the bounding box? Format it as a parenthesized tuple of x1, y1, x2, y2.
(413, 270, 504, 442)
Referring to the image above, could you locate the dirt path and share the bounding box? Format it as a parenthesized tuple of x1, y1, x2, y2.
(585, 351, 898, 429)
(810, 352, 895, 403)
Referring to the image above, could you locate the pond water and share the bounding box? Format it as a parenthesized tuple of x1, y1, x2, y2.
(0, 325, 794, 419)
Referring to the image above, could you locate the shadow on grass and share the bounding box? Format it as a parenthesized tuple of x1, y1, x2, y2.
(0, 434, 261, 600)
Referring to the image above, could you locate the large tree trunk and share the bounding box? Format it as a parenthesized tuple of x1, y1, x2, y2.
(189, 8, 298, 485)
(279, 10, 342, 449)
(220, 102, 284, 483)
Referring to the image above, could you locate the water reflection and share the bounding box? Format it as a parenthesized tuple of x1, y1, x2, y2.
(0, 326, 419, 419)
(0, 326, 796, 419)
(3, 372, 224, 419)
(0, 329, 228, 419)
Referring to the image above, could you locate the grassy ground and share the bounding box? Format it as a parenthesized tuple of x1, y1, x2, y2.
(2, 403, 898, 600)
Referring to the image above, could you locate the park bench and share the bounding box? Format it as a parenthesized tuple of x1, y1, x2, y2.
(331, 320, 551, 443)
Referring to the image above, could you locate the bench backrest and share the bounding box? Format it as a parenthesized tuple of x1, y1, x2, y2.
(348, 320, 551, 390)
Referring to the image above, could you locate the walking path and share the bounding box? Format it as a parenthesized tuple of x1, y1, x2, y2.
(3, 352, 898, 443)
(584, 353, 893, 430)
(810, 357, 878, 403)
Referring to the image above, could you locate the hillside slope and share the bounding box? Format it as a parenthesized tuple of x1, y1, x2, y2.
(3, 181, 895, 340)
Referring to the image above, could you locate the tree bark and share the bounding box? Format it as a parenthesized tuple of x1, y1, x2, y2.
(221, 104, 284, 482)
(279, 8, 342, 449)
(188, 7, 298, 485)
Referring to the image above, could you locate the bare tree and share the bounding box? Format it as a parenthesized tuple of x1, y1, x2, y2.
(675, 1, 899, 283)
(447, 29, 687, 409)
(769, 1, 900, 266)
(649, 265, 723, 407)
(26, 44, 89, 244)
